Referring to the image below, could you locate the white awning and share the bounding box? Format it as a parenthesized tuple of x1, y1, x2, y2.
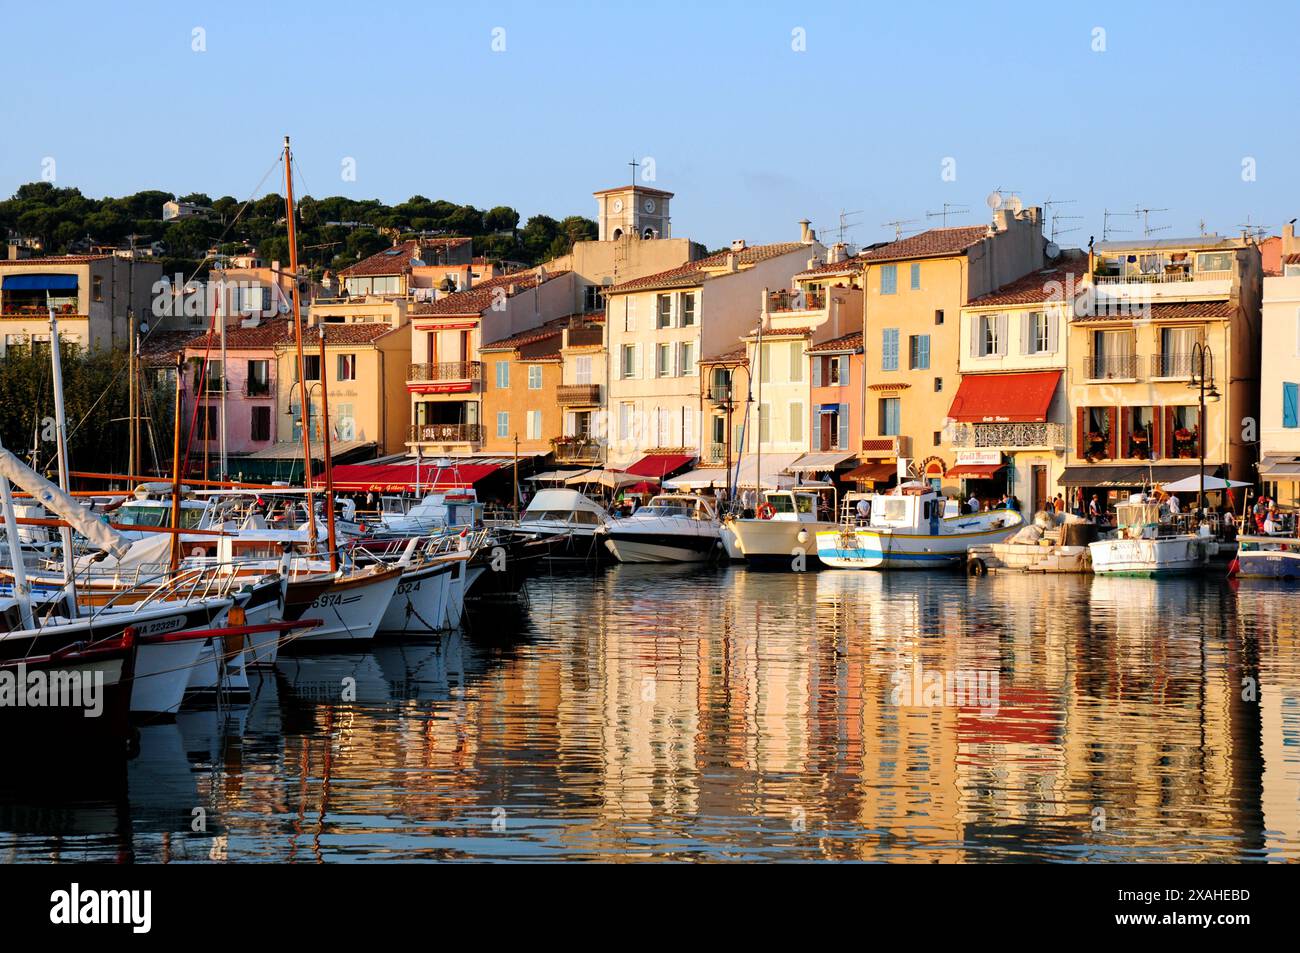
(1259, 455, 1300, 478)
(1160, 474, 1251, 493)
(786, 451, 857, 474)
(666, 453, 802, 491)
(527, 469, 590, 483)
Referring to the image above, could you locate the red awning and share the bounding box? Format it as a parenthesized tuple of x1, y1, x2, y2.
(946, 370, 1061, 423)
(843, 462, 897, 484)
(946, 463, 1006, 479)
(622, 453, 695, 478)
(326, 462, 500, 492)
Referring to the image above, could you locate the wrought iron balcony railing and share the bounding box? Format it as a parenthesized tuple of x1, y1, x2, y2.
(408, 423, 484, 443)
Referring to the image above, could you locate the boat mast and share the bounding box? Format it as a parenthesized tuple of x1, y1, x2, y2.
(0, 445, 34, 630)
(316, 324, 338, 572)
(46, 307, 78, 616)
(217, 274, 228, 480)
(169, 353, 184, 572)
(283, 136, 319, 552)
(755, 305, 764, 503)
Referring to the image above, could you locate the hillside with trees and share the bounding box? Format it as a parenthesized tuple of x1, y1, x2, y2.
(0, 182, 598, 278)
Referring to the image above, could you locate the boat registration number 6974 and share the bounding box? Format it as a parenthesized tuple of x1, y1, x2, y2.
(310, 593, 345, 609)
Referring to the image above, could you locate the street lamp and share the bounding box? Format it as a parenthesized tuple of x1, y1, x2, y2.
(1187, 341, 1221, 519)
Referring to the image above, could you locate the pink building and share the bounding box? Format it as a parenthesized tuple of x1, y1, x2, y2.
(182, 319, 292, 458)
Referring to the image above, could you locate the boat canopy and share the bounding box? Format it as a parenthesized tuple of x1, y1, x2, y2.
(0, 444, 130, 558)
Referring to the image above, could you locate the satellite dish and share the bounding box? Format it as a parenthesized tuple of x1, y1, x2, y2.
(1045, 241, 1061, 259)
(1005, 195, 1023, 215)
(986, 191, 1003, 210)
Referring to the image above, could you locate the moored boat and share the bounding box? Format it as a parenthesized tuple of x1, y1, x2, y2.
(1229, 534, 1300, 580)
(724, 487, 837, 568)
(815, 482, 1024, 570)
(1088, 501, 1210, 577)
(600, 494, 723, 564)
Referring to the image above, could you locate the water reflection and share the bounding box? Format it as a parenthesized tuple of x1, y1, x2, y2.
(1, 567, 1296, 862)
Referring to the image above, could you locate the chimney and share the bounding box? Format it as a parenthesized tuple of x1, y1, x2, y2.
(731, 239, 746, 253)
(1283, 222, 1298, 256)
(726, 252, 738, 272)
(799, 219, 812, 244)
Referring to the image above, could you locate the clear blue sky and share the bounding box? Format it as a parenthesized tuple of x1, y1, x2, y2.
(3, 0, 1297, 250)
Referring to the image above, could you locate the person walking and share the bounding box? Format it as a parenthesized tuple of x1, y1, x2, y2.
(1088, 494, 1100, 522)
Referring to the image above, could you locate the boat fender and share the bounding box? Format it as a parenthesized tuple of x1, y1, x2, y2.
(968, 557, 987, 577)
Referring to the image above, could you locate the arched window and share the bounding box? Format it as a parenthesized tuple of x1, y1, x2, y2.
(611, 228, 623, 240)
(643, 228, 656, 239)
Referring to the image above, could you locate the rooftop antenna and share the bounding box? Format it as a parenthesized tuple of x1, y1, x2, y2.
(1235, 214, 1272, 241)
(835, 208, 864, 244)
(1042, 197, 1081, 240)
(1102, 207, 1137, 241)
(882, 218, 921, 240)
(926, 203, 970, 227)
(1134, 205, 1170, 238)
(1199, 217, 1208, 236)
(986, 188, 1022, 212)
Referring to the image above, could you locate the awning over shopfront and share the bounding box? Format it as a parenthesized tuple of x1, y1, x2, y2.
(947, 370, 1061, 423)
(787, 450, 856, 474)
(565, 469, 655, 490)
(664, 452, 803, 491)
(946, 463, 1007, 479)
(232, 440, 376, 483)
(842, 462, 897, 485)
(2, 274, 79, 291)
(622, 453, 696, 479)
(1259, 454, 1300, 478)
(328, 460, 501, 492)
(526, 469, 590, 483)
(1058, 464, 1218, 488)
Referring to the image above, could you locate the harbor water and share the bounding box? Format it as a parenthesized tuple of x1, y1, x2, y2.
(2, 565, 1297, 862)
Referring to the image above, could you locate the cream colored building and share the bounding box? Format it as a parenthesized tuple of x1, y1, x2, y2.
(1259, 223, 1300, 505)
(948, 251, 1087, 511)
(0, 252, 162, 354)
(603, 230, 825, 468)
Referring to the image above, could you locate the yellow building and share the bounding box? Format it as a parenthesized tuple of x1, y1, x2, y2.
(1061, 236, 1262, 512)
(855, 209, 1047, 492)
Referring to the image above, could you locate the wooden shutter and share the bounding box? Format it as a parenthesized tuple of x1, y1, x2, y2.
(1076, 407, 1086, 458)
(970, 317, 981, 358)
(838, 403, 850, 450)
(1046, 311, 1059, 353)
(1118, 407, 1130, 458)
(919, 335, 930, 369)
(1106, 407, 1118, 460)
(1164, 406, 1176, 458)
(996, 314, 1009, 355)
(811, 355, 822, 388)
(841, 356, 850, 388)
(1149, 410, 1162, 458)
(1020, 313, 1031, 355)
(812, 409, 822, 450)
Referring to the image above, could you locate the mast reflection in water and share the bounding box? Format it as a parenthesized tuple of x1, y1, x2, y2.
(1, 567, 1296, 862)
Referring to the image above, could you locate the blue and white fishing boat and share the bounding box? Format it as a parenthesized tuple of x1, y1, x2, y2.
(1230, 534, 1300, 581)
(815, 482, 1024, 569)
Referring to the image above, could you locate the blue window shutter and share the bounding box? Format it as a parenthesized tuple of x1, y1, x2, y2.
(811, 356, 822, 388)
(841, 356, 850, 388)
(883, 329, 899, 370)
(920, 335, 930, 369)
(881, 265, 897, 295)
(910, 263, 921, 290)
(838, 403, 849, 450)
(812, 411, 822, 450)
(1284, 382, 1299, 428)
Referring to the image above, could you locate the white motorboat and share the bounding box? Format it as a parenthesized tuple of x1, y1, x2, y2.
(379, 489, 483, 535)
(816, 482, 1024, 570)
(600, 494, 723, 563)
(724, 487, 838, 567)
(506, 488, 612, 560)
(1089, 502, 1209, 577)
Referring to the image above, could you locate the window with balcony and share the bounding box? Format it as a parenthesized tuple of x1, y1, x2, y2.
(1090, 329, 1136, 379)
(1196, 251, 1234, 274)
(909, 334, 930, 370)
(656, 294, 673, 329)
(880, 264, 897, 295)
(1157, 326, 1200, 377)
(879, 397, 900, 436)
(1126, 406, 1156, 459)
(337, 353, 357, 381)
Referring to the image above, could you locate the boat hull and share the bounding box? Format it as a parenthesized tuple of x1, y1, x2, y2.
(1088, 535, 1208, 576)
(727, 518, 838, 568)
(283, 567, 403, 644)
(380, 559, 455, 634)
(1233, 549, 1300, 580)
(816, 518, 1024, 570)
(603, 530, 719, 564)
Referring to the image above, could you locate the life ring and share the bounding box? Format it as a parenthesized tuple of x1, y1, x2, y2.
(757, 503, 776, 520)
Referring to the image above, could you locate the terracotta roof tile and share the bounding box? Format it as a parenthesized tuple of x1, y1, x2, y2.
(339, 238, 472, 277)
(1284, 252, 1300, 265)
(1076, 300, 1235, 322)
(968, 251, 1089, 306)
(858, 225, 991, 263)
(607, 242, 808, 293)
(139, 329, 207, 366)
(412, 269, 569, 316)
(0, 254, 112, 266)
(184, 318, 399, 350)
(796, 255, 865, 278)
(809, 331, 863, 353)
